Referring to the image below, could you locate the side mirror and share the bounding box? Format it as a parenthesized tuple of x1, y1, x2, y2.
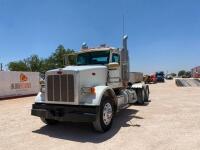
(108, 62, 120, 70)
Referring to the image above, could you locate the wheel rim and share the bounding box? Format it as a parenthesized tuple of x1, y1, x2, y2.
(103, 102, 113, 125)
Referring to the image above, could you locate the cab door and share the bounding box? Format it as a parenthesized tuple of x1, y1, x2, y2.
(107, 53, 122, 88)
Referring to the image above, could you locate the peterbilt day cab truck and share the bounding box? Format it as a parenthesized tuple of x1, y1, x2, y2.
(31, 35, 149, 132)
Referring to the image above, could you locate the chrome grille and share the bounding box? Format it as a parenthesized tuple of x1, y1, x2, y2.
(47, 74, 74, 102)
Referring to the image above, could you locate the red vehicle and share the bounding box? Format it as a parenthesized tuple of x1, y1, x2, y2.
(143, 74, 157, 84)
(150, 74, 157, 83)
(192, 66, 200, 78)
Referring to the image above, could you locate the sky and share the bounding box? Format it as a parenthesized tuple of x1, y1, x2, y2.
(0, 0, 200, 74)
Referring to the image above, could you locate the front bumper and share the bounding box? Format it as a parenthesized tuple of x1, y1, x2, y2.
(31, 103, 99, 122)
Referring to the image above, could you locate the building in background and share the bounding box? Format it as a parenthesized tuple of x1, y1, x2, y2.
(191, 66, 200, 78)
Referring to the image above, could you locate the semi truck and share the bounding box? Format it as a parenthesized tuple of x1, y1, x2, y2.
(31, 35, 149, 132)
(156, 71, 165, 82)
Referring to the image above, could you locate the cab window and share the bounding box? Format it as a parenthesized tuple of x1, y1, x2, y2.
(77, 50, 110, 65)
(112, 53, 120, 63)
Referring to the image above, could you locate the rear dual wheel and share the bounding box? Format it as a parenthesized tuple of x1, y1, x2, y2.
(144, 86, 149, 102)
(137, 87, 149, 105)
(137, 88, 145, 105)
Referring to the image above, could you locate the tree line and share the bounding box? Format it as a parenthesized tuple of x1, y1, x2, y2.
(7, 45, 74, 74)
(178, 70, 191, 78)
(169, 70, 192, 78)
(7, 45, 192, 78)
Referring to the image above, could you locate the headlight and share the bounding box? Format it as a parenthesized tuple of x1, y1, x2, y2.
(81, 87, 95, 94)
(35, 91, 45, 102)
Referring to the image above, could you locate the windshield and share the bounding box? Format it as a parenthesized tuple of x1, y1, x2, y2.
(77, 51, 110, 65)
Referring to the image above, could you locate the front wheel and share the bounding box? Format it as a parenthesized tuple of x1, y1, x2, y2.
(92, 98, 114, 132)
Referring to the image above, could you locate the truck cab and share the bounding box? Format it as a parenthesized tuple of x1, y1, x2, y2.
(31, 35, 149, 132)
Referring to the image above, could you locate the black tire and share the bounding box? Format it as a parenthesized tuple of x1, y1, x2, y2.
(40, 117, 58, 125)
(137, 88, 145, 105)
(92, 97, 114, 132)
(144, 86, 149, 102)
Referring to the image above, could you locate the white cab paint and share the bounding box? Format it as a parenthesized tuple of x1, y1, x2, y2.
(79, 85, 115, 106)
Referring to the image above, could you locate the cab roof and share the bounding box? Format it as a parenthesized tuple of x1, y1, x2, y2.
(79, 46, 120, 54)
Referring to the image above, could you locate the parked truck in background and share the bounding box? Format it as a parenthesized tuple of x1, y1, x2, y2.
(191, 66, 200, 78)
(143, 74, 157, 84)
(156, 71, 165, 82)
(150, 74, 157, 83)
(31, 35, 149, 132)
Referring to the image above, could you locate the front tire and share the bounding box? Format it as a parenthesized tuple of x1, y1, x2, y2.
(92, 97, 114, 132)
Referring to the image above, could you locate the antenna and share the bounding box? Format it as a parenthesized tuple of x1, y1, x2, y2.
(122, 15, 125, 36)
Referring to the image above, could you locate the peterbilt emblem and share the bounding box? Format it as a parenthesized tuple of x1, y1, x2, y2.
(57, 69, 63, 74)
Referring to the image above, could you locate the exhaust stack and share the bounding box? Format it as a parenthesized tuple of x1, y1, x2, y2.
(123, 35, 128, 51)
(121, 35, 130, 86)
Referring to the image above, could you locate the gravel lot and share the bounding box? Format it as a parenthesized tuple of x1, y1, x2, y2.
(0, 80, 200, 150)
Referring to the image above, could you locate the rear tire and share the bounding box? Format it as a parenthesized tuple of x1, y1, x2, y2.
(40, 117, 58, 125)
(92, 97, 114, 132)
(144, 86, 149, 102)
(137, 88, 145, 105)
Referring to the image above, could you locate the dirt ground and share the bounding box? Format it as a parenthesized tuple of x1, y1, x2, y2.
(0, 80, 200, 150)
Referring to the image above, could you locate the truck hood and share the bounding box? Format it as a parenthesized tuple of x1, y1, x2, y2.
(46, 65, 108, 87)
(45, 65, 108, 105)
(47, 65, 107, 72)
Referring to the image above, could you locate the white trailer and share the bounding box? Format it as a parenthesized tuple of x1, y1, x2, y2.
(0, 71, 40, 98)
(31, 35, 149, 132)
